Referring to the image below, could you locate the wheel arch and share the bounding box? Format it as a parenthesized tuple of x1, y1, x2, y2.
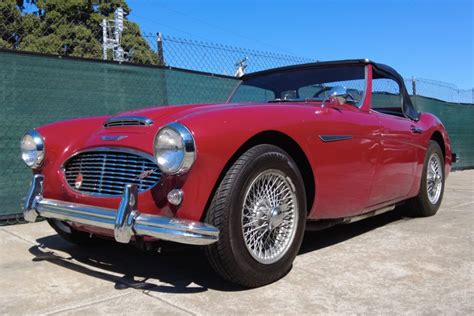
(430, 130, 446, 159)
(201, 130, 315, 220)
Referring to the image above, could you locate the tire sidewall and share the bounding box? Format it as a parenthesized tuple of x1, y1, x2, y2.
(419, 141, 445, 214)
(226, 146, 306, 279)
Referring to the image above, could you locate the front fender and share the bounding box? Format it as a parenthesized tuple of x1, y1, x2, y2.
(175, 105, 319, 221)
(407, 112, 453, 198)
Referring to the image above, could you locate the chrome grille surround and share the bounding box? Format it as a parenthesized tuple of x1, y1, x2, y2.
(104, 116, 154, 127)
(63, 148, 162, 196)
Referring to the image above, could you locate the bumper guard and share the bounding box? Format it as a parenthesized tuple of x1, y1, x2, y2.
(23, 175, 219, 245)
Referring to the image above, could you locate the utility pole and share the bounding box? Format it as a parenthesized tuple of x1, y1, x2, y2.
(101, 7, 129, 62)
(102, 19, 108, 60)
(113, 7, 124, 61)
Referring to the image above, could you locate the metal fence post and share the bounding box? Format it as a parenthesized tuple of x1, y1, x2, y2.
(412, 76, 417, 96)
(157, 32, 165, 66)
(156, 32, 168, 105)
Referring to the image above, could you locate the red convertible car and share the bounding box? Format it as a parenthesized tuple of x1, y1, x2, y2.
(22, 59, 454, 287)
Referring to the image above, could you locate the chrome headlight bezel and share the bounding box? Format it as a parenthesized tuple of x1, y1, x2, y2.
(20, 129, 45, 169)
(154, 122, 196, 175)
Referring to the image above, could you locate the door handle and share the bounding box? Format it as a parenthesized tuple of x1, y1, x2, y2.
(410, 126, 423, 134)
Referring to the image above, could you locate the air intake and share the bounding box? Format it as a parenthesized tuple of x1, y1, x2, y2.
(104, 116, 153, 127)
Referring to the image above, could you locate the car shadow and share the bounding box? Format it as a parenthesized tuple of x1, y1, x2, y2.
(300, 210, 407, 255)
(29, 210, 406, 293)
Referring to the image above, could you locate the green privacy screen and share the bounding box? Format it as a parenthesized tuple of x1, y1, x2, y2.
(0, 50, 237, 220)
(0, 50, 472, 220)
(412, 96, 474, 169)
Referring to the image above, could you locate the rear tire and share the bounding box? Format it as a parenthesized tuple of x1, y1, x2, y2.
(204, 144, 306, 288)
(404, 140, 445, 217)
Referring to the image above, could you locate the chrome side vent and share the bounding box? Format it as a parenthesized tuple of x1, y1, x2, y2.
(104, 116, 153, 128)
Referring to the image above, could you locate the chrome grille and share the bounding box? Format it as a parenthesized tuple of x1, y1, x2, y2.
(64, 149, 162, 196)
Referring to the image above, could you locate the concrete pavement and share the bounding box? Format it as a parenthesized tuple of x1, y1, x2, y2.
(1, 170, 473, 315)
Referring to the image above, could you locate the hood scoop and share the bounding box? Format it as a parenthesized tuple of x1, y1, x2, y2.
(104, 116, 154, 128)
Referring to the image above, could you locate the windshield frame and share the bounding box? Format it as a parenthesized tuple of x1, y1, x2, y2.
(226, 80, 243, 103)
(226, 63, 369, 107)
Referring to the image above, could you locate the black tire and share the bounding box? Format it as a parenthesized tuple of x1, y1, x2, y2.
(404, 140, 445, 217)
(204, 144, 307, 288)
(47, 219, 99, 246)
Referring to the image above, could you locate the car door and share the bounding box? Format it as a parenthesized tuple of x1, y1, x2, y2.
(310, 102, 382, 219)
(368, 75, 420, 206)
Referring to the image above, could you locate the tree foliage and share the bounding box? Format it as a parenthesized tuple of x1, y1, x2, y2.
(0, 0, 157, 64)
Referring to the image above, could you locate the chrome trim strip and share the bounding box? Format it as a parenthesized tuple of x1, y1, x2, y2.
(23, 175, 219, 246)
(319, 135, 353, 142)
(101, 135, 128, 141)
(343, 205, 395, 224)
(104, 116, 154, 127)
(225, 80, 243, 103)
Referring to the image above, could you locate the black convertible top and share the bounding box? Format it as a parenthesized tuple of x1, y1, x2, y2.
(242, 59, 391, 80)
(241, 59, 420, 121)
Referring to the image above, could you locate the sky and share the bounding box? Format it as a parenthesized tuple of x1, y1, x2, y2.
(129, 0, 473, 89)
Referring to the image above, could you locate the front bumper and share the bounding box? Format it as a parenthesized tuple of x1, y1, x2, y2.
(22, 175, 219, 245)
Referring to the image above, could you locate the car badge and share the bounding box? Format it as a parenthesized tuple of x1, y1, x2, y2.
(75, 173, 83, 189)
(137, 169, 156, 180)
(101, 135, 128, 141)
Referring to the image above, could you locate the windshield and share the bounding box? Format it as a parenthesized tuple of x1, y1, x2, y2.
(228, 65, 367, 106)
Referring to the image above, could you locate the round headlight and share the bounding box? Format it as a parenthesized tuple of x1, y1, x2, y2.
(21, 130, 45, 168)
(154, 123, 196, 175)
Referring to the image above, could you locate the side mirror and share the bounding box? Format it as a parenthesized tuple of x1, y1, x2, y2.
(322, 86, 349, 107)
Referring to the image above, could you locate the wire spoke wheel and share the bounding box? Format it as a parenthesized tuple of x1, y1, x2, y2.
(426, 153, 443, 204)
(205, 144, 306, 287)
(241, 169, 298, 264)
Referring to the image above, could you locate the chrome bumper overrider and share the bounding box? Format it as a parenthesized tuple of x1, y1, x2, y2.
(22, 175, 219, 245)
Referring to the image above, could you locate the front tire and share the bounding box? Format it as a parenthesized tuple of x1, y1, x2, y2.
(405, 140, 445, 217)
(47, 219, 98, 246)
(204, 144, 306, 288)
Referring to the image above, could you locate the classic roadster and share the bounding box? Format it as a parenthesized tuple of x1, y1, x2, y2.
(22, 59, 454, 287)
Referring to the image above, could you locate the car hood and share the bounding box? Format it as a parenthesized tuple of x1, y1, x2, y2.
(106, 100, 324, 126)
(36, 100, 324, 165)
(108, 102, 244, 123)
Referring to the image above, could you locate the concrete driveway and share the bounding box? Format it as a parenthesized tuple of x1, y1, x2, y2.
(1, 170, 473, 315)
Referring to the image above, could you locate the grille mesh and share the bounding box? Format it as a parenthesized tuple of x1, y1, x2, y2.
(64, 150, 162, 196)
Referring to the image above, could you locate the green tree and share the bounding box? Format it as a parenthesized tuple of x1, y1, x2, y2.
(0, 0, 157, 64)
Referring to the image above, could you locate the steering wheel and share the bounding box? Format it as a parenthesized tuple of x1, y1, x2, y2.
(312, 87, 332, 99)
(345, 92, 356, 101)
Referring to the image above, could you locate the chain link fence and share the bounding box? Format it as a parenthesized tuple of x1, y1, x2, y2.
(143, 33, 313, 75)
(0, 0, 471, 103)
(143, 33, 472, 104)
(404, 78, 473, 104)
